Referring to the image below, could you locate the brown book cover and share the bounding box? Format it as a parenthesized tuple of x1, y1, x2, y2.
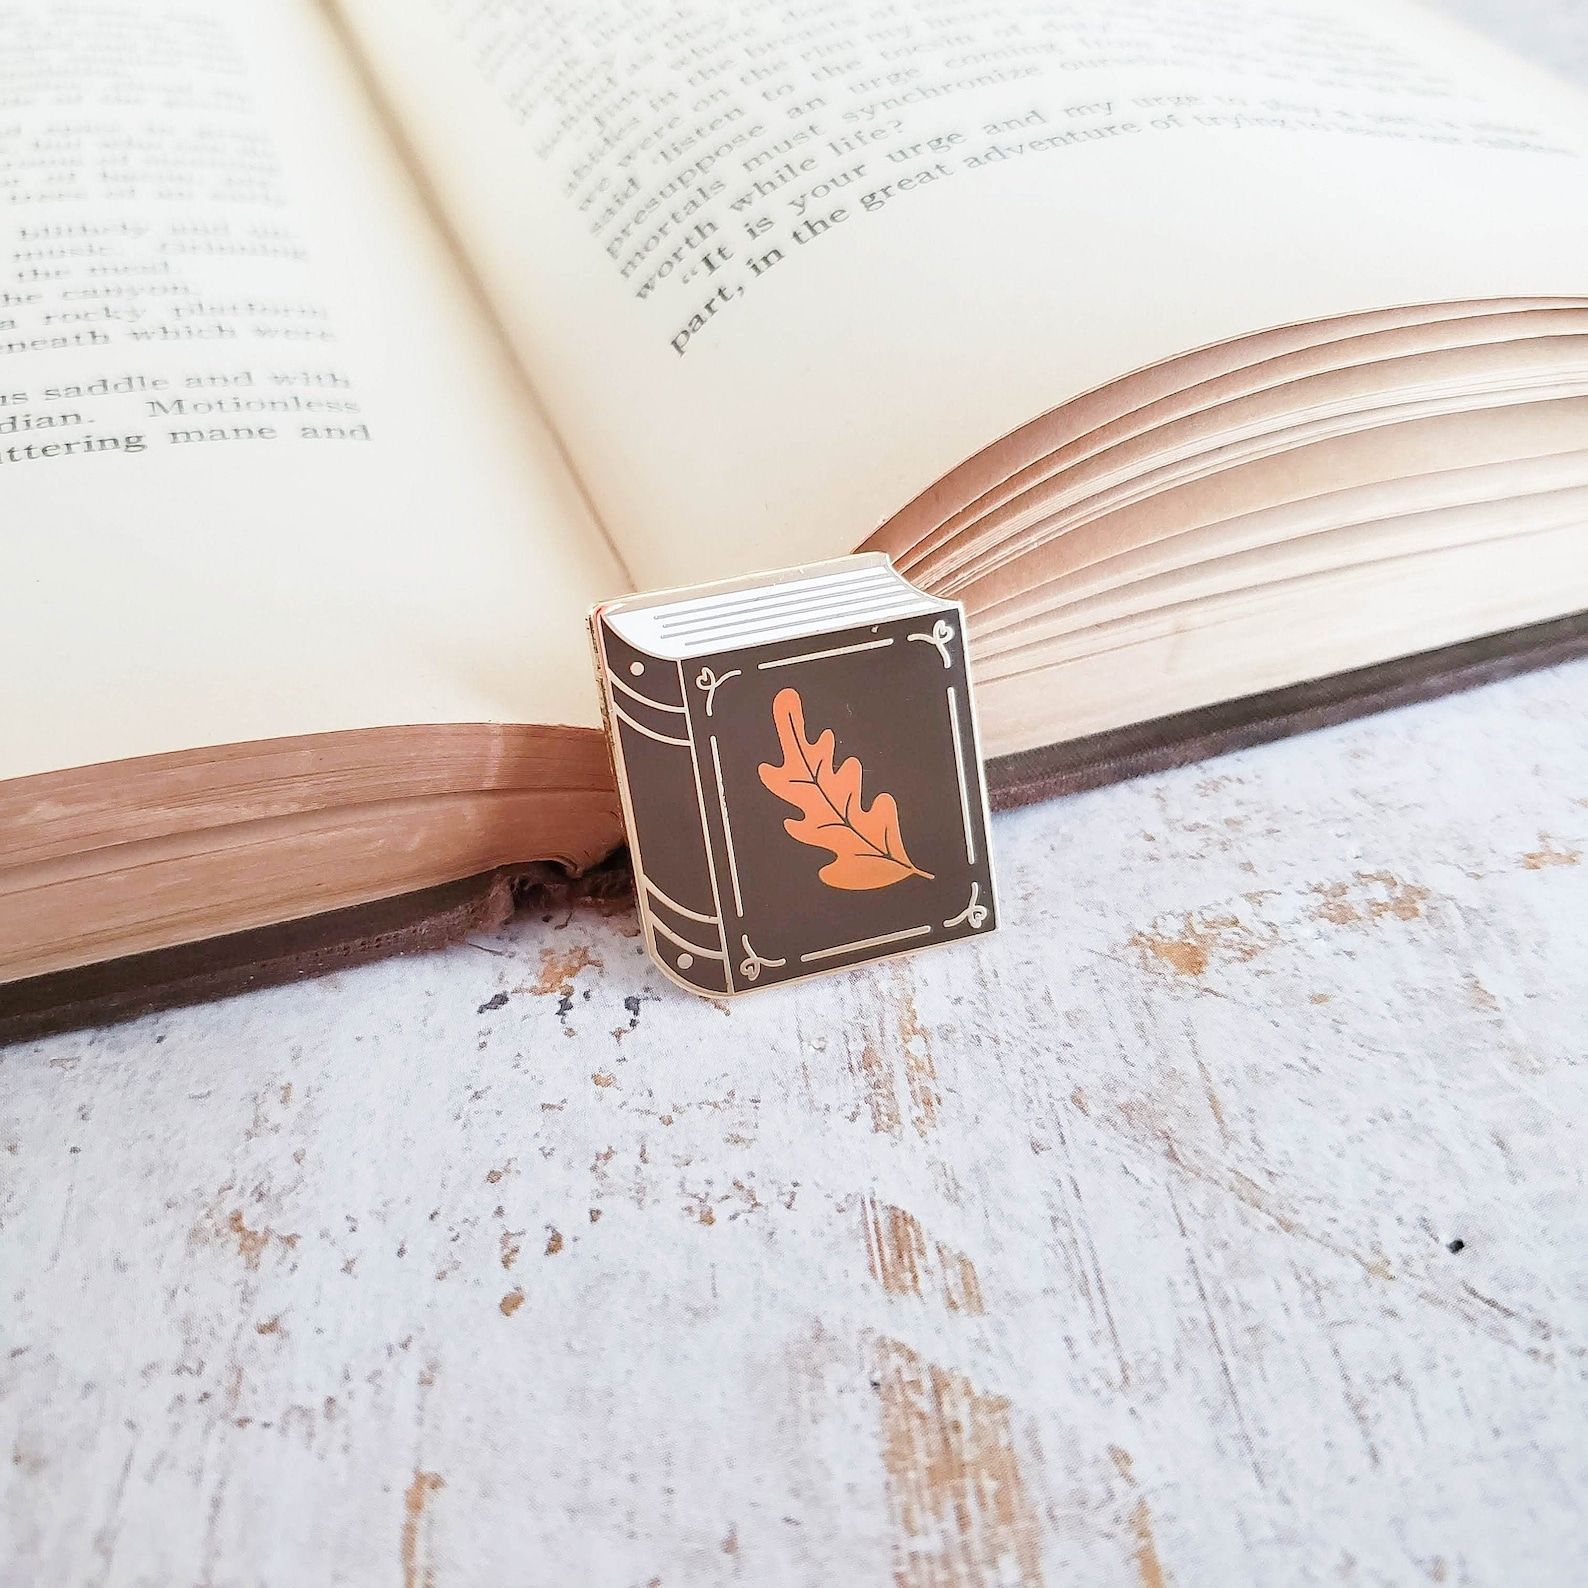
(592, 563, 997, 995)
(3, 610, 1586, 1045)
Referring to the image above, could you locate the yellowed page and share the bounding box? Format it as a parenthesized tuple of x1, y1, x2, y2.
(978, 520, 1588, 753)
(1, 0, 623, 784)
(334, 0, 1588, 589)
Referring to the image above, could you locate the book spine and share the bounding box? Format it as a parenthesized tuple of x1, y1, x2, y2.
(595, 619, 733, 994)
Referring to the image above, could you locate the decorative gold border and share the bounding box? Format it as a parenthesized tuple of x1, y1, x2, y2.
(756, 636, 894, 670)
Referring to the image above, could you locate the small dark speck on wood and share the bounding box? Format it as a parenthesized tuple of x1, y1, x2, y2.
(1447, 1237, 1466, 1254)
(477, 991, 509, 1014)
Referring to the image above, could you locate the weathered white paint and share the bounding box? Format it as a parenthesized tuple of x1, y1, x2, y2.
(3, 9, 1587, 1582)
(5, 645, 1584, 1587)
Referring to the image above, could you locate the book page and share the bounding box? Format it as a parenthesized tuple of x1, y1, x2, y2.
(0, 0, 624, 784)
(333, 0, 1588, 589)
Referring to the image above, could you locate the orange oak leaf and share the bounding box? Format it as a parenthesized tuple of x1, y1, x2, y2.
(757, 687, 933, 890)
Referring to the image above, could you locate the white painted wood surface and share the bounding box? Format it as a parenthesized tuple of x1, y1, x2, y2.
(4, 8, 1587, 1583)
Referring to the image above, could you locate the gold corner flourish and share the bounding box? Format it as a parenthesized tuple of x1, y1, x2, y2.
(695, 666, 742, 716)
(907, 618, 956, 669)
(738, 934, 787, 982)
(943, 882, 989, 931)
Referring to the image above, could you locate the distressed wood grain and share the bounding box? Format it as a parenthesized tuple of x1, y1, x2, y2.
(4, 8, 1588, 1579)
(4, 650, 1584, 1587)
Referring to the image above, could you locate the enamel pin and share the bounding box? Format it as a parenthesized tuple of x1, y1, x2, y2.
(590, 553, 998, 996)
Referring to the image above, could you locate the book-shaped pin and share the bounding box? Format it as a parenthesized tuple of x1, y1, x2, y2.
(591, 553, 998, 996)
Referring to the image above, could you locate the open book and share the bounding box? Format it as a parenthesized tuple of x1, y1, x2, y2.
(5, 0, 1588, 1026)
